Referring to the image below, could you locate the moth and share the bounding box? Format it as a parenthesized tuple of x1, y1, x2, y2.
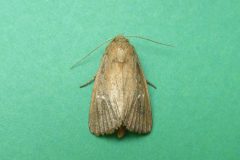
(73, 35, 171, 138)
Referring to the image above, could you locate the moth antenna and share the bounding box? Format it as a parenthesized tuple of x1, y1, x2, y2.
(70, 38, 113, 69)
(126, 35, 174, 47)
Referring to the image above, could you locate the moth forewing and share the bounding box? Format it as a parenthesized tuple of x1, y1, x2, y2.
(122, 54, 152, 134)
(88, 35, 152, 138)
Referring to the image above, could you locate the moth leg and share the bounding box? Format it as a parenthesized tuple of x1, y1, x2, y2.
(146, 80, 157, 89)
(80, 76, 96, 88)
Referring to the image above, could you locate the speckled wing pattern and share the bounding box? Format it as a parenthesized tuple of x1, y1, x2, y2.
(89, 51, 152, 136)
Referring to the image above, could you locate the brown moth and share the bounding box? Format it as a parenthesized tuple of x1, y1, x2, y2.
(80, 35, 156, 138)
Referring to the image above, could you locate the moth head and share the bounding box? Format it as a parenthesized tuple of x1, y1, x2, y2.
(107, 35, 134, 63)
(113, 35, 129, 43)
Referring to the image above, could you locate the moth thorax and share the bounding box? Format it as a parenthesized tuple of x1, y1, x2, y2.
(116, 47, 127, 63)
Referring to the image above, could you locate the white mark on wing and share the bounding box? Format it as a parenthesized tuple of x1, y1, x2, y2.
(96, 95, 106, 100)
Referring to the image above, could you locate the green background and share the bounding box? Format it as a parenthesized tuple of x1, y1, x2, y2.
(1, 0, 240, 160)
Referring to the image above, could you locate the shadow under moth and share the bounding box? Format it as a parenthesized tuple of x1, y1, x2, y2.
(72, 35, 172, 138)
